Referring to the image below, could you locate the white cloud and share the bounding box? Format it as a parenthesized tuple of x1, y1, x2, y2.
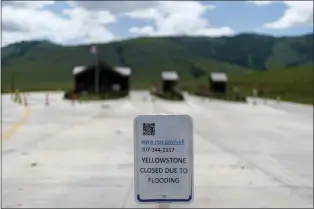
(2, 1, 117, 46)
(1, 1, 55, 9)
(3, 0, 312, 47)
(264, 1, 313, 29)
(125, 1, 234, 37)
(248, 1, 313, 29)
(129, 26, 155, 36)
(67, 1, 159, 15)
(2, 1, 235, 46)
(127, 8, 159, 19)
(194, 27, 235, 37)
(247, 1, 275, 6)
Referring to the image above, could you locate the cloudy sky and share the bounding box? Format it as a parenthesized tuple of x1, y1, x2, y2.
(1, 1, 313, 47)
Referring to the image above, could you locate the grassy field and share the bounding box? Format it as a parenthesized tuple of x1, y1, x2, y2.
(229, 66, 313, 104)
(4, 66, 312, 104)
(169, 66, 312, 105)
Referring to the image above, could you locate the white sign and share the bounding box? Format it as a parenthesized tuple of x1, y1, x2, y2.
(112, 84, 120, 92)
(134, 114, 194, 203)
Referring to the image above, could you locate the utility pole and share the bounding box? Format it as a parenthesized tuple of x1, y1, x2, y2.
(11, 69, 16, 92)
(95, 50, 99, 94)
(91, 45, 99, 93)
(11, 71, 15, 92)
(10, 71, 15, 101)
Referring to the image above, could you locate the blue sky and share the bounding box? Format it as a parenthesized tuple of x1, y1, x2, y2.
(2, 1, 313, 46)
(43, 1, 72, 19)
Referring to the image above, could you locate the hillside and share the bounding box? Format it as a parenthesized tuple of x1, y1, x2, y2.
(1, 33, 313, 94)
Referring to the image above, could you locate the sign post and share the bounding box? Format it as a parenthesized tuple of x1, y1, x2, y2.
(134, 114, 194, 206)
(90, 45, 99, 94)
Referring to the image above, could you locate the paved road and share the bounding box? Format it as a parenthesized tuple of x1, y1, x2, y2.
(2, 91, 313, 208)
(1, 94, 25, 132)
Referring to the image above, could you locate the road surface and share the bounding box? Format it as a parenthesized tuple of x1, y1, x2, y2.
(1, 91, 313, 208)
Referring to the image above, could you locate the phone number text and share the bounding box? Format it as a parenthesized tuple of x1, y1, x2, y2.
(141, 147, 175, 153)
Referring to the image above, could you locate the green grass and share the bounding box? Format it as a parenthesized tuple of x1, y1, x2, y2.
(3, 66, 312, 105)
(229, 66, 313, 104)
(184, 66, 313, 104)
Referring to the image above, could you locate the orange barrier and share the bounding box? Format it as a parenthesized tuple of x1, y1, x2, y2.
(72, 93, 76, 106)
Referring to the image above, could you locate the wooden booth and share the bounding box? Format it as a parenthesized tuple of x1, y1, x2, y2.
(72, 62, 131, 94)
(209, 72, 228, 94)
(161, 71, 179, 93)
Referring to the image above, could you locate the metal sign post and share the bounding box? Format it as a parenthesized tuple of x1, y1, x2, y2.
(95, 53, 99, 94)
(134, 114, 194, 206)
(157, 195, 170, 208)
(91, 45, 99, 94)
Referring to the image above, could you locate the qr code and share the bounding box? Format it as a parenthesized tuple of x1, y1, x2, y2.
(143, 123, 155, 136)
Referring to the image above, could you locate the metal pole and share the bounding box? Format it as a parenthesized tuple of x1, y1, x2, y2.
(95, 49, 99, 94)
(158, 203, 170, 208)
(11, 70, 15, 92)
(11, 71, 14, 100)
(157, 195, 170, 208)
